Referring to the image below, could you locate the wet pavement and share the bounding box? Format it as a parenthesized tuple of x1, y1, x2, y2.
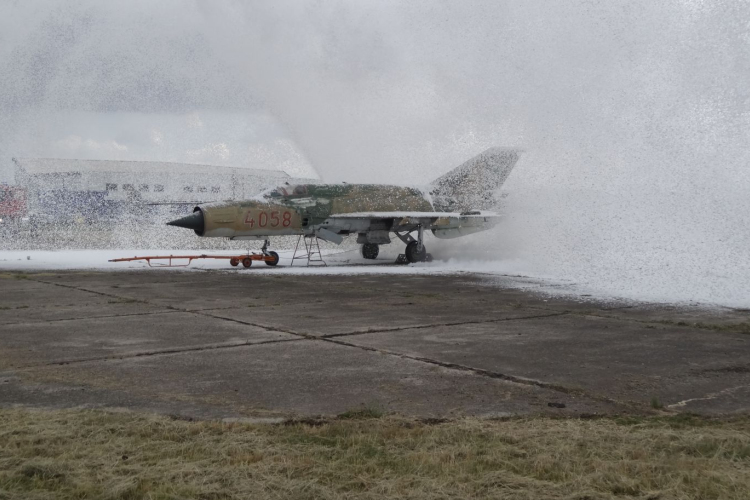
(0, 269, 748, 419)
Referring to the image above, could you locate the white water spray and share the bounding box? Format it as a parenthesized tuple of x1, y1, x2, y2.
(0, 1, 748, 305)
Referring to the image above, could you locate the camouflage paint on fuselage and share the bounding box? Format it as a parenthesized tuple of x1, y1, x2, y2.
(200, 184, 433, 238)
(267, 184, 432, 223)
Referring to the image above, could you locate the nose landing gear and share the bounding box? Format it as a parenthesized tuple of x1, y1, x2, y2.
(261, 239, 280, 266)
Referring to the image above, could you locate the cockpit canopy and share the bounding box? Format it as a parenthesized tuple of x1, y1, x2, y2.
(265, 184, 310, 199)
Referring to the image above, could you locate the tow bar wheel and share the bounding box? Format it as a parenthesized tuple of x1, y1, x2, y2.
(109, 252, 278, 269)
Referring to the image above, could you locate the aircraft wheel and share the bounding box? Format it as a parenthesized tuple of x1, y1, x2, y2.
(265, 251, 280, 266)
(230, 258, 239, 267)
(242, 257, 253, 268)
(361, 243, 379, 260)
(405, 241, 427, 263)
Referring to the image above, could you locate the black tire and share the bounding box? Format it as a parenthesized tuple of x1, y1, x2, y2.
(405, 241, 427, 263)
(242, 257, 253, 268)
(265, 251, 280, 266)
(230, 258, 239, 267)
(361, 243, 379, 260)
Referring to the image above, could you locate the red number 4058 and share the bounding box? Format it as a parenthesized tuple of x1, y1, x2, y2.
(245, 210, 293, 228)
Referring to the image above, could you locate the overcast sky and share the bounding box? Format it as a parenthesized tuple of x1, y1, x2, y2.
(0, 1, 313, 179)
(1, 1, 748, 186)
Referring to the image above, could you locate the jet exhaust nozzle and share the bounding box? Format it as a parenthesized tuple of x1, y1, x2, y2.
(167, 210, 204, 236)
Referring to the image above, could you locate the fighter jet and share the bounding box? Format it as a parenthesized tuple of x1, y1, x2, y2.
(167, 148, 520, 263)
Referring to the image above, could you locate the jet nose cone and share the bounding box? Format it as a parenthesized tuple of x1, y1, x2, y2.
(167, 211, 204, 235)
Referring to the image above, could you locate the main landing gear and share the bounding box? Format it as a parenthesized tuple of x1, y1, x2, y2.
(405, 241, 426, 263)
(361, 243, 379, 260)
(395, 225, 433, 264)
(359, 225, 434, 264)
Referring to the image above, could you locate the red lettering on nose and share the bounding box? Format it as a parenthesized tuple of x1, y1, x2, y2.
(244, 212, 255, 227)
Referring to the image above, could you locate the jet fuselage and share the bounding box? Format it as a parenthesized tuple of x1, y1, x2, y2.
(171, 183, 433, 239)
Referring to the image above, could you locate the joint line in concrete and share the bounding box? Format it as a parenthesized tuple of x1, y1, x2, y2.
(320, 312, 569, 339)
(37, 337, 304, 368)
(324, 336, 631, 409)
(1, 309, 182, 326)
(194, 307, 627, 409)
(31, 278, 137, 301)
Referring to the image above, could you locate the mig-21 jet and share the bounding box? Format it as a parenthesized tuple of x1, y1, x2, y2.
(167, 148, 520, 264)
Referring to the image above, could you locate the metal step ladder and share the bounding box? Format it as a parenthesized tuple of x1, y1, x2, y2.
(291, 235, 327, 267)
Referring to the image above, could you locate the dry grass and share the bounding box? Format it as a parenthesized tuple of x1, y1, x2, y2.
(0, 409, 749, 500)
(655, 320, 750, 335)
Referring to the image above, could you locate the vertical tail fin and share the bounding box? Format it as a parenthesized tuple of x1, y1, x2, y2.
(429, 147, 521, 212)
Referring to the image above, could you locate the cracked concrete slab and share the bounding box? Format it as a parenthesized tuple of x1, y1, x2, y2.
(666, 383, 750, 414)
(0, 311, 293, 368)
(0, 278, 113, 310)
(204, 303, 558, 337)
(577, 304, 750, 329)
(15, 340, 623, 418)
(339, 314, 750, 412)
(0, 300, 167, 326)
(1, 270, 748, 419)
(72, 281, 285, 311)
(0, 277, 172, 325)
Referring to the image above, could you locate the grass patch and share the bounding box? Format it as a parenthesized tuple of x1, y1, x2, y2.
(337, 405, 384, 420)
(0, 272, 46, 280)
(694, 321, 750, 334)
(656, 320, 750, 334)
(0, 409, 749, 499)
